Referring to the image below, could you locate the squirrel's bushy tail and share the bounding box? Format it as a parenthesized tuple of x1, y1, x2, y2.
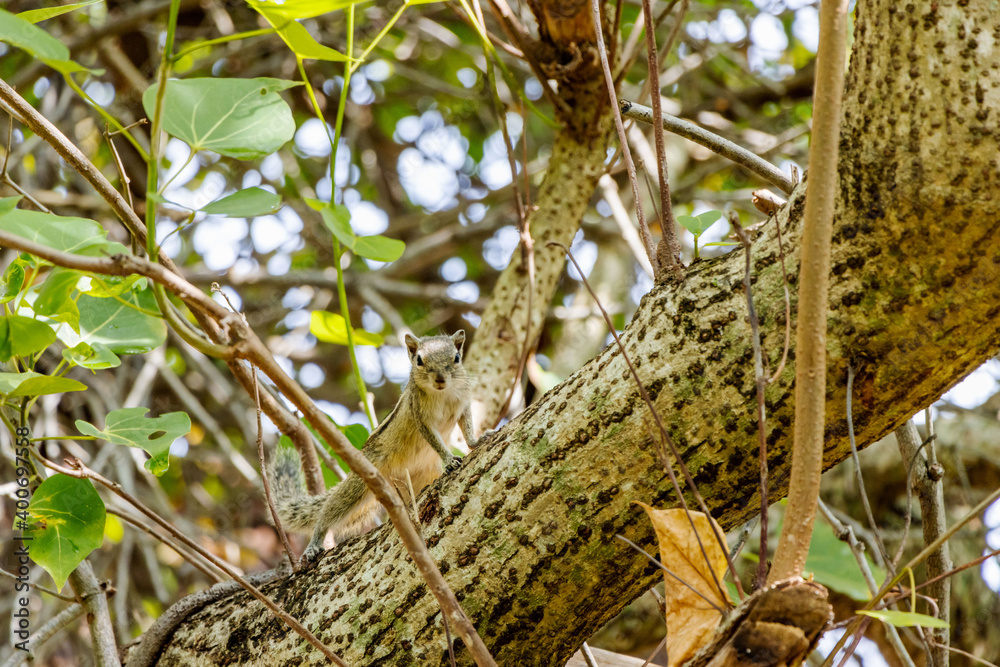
(269, 446, 324, 533)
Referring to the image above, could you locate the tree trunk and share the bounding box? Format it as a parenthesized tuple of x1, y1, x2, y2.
(465, 0, 614, 431)
(142, 0, 1000, 664)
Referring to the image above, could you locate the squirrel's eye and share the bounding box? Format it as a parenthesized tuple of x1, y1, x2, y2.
(454, 354, 460, 363)
(416, 355, 423, 366)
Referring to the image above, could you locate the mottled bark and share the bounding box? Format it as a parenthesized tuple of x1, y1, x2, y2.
(466, 0, 614, 431)
(143, 0, 1000, 664)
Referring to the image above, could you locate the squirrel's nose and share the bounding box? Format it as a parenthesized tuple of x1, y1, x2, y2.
(435, 375, 446, 386)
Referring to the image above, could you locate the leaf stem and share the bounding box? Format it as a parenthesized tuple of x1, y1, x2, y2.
(170, 28, 276, 63)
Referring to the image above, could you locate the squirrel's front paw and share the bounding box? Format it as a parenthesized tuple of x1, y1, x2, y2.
(443, 456, 462, 473)
(301, 544, 325, 564)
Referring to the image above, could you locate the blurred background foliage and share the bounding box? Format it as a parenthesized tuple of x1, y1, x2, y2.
(0, 0, 997, 664)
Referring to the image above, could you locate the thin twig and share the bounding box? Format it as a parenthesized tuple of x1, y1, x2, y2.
(818, 499, 917, 667)
(768, 212, 792, 384)
(253, 364, 298, 570)
(103, 123, 134, 212)
(67, 561, 120, 667)
(551, 241, 744, 601)
(640, 636, 668, 667)
(0, 603, 85, 667)
(916, 547, 1000, 594)
(896, 417, 951, 666)
(820, 483, 1000, 667)
(443, 610, 458, 667)
(847, 366, 894, 569)
(615, 536, 726, 614)
(0, 228, 493, 666)
(930, 643, 999, 667)
(0, 79, 148, 247)
(480, 3, 535, 424)
(590, 0, 659, 274)
(32, 452, 347, 666)
(127, 566, 288, 667)
(731, 218, 770, 590)
(106, 507, 225, 583)
(598, 174, 655, 278)
(486, 0, 569, 116)
(644, 0, 688, 102)
(639, 0, 683, 277)
(0, 568, 76, 602)
(621, 99, 796, 195)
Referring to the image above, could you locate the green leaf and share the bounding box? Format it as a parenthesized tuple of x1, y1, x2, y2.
(0, 9, 96, 75)
(25, 475, 105, 589)
(81, 275, 148, 298)
(353, 235, 406, 263)
(0, 195, 20, 215)
(677, 211, 723, 237)
(341, 423, 370, 449)
(317, 201, 355, 247)
(18, 1, 102, 23)
(142, 78, 300, 160)
(702, 242, 739, 247)
(58, 288, 166, 355)
(802, 520, 885, 601)
(251, 7, 351, 62)
(246, 0, 369, 20)
(0, 315, 57, 362)
(310, 310, 383, 346)
(201, 188, 283, 217)
(0, 371, 87, 398)
(0, 207, 115, 255)
(0, 8, 69, 61)
(34, 268, 82, 333)
(858, 610, 950, 629)
(0, 258, 26, 304)
(62, 342, 121, 370)
(315, 201, 406, 262)
(76, 407, 191, 476)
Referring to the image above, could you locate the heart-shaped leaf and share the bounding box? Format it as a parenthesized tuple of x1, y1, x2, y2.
(76, 407, 191, 476)
(678, 211, 723, 237)
(0, 207, 115, 255)
(58, 287, 166, 355)
(143, 78, 300, 160)
(25, 475, 105, 589)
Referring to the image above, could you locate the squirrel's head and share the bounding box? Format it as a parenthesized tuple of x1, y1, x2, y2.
(405, 331, 466, 392)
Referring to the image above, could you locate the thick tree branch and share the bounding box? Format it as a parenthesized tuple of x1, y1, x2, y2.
(139, 0, 1000, 656)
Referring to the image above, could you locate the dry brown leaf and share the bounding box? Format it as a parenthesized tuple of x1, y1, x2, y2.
(636, 503, 733, 667)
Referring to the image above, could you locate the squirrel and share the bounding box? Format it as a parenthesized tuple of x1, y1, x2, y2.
(271, 330, 479, 562)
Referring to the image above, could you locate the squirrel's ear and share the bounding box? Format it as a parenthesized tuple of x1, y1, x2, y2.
(404, 334, 419, 358)
(451, 330, 466, 354)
